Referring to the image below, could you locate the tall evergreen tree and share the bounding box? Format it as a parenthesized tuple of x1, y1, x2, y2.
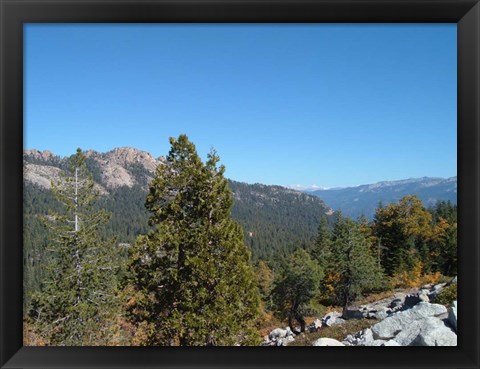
(311, 215, 332, 269)
(127, 135, 261, 346)
(373, 195, 432, 276)
(271, 248, 323, 333)
(255, 260, 274, 310)
(28, 149, 120, 345)
(330, 215, 384, 316)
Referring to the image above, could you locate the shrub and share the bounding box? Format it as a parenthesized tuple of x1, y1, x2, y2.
(434, 282, 457, 307)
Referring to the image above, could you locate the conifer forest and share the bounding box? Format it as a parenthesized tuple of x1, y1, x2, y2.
(23, 135, 458, 346)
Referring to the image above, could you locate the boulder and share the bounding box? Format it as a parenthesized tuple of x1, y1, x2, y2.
(383, 340, 401, 346)
(392, 320, 422, 346)
(374, 307, 390, 321)
(277, 335, 295, 346)
(419, 293, 430, 303)
(415, 317, 457, 346)
(322, 311, 342, 327)
(269, 328, 289, 340)
(448, 300, 457, 332)
(342, 328, 378, 346)
(308, 319, 322, 332)
(372, 302, 447, 340)
(312, 338, 345, 346)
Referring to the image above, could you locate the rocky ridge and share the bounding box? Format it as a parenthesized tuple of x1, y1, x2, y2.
(263, 279, 457, 347)
(24, 147, 165, 192)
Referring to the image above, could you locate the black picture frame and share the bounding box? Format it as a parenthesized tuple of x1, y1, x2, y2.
(1, 1, 479, 368)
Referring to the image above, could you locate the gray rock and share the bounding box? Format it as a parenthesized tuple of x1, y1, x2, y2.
(343, 334, 355, 346)
(277, 335, 295, 346)
(269, 328, 289, 340)
(322, 311, 342, 327)
(312, 337, 345, 346)
(392, 320, 422, 346)
(419, 293, 430, 303)
(308, 319, 322, 332)
(375, 307, 390, 321)
(415, 317, 457, 346)
(343, 328, 375, 346)
(383, 340, 401, 346)
(372, 302, 447, 340)
(448, 300, 457, 332)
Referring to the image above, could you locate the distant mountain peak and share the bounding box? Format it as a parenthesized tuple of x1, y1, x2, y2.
(23, 149, 58, 162)
(24, 147, 165, 191)
(308, 176, 457, 219)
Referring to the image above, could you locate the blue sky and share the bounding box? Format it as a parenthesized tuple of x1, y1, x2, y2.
(24, 24, 456, 188)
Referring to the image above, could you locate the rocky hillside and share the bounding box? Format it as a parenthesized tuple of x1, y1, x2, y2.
(23, 148, 332, 262)
(308, 177, 457, 219)
(263, 278, 457, 347)
(24, 147, 164, 192)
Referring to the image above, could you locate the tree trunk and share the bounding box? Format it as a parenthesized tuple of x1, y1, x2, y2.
(288, 315, 294, 332)
(295, 313, 306, 333)
(342, 293, 349, 318)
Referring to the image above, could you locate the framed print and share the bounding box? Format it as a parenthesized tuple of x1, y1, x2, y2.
(1, 0, 479, 368)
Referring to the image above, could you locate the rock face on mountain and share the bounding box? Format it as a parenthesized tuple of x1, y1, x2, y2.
(85, 147, 164, 190)
(24, 162, 62, 189)
(24, 147, 165, 192)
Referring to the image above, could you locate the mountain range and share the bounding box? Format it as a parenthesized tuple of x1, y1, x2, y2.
(305, 176, 457, 219)
(23, 147, 332, 262)
(23, 147, 457, 259)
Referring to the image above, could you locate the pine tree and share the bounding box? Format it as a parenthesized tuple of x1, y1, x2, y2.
(311, 215, 332, 269)
(127, 135, 261, 346)
(28, 148, 120, 345)
(271, 248, 323, 333)
(330, 215, 384, 316)
(255, 260, 274, 310)
(373, 195, 432, 276)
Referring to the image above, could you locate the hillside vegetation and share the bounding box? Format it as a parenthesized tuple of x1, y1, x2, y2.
(23, 139, 457, 346)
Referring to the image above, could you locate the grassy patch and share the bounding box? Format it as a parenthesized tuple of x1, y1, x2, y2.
(289, 318, 376, 346)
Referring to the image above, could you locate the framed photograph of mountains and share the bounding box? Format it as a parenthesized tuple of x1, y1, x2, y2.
(1, 0, 479, 368)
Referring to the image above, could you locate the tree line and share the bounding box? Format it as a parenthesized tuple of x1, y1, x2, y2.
(24, 135, 457, 345)
(256, 197, 457, 332)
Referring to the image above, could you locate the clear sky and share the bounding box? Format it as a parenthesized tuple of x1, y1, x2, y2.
(24, 24, 457, 188)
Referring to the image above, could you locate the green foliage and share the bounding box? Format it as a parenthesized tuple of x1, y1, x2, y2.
(127, 135, 261, 346)
(428, 201, 457, 276)
(373, 195, 433, 276)
(311, 215, 332, 269)
(434, 282, 457, 306)
(373, 196, 457, 278)
(329, 214, 384, 314)
(272, 248, 323, 332)
(28, 149, 121, 345)
(255, 260, 275, 309)
(228, 181, 331, 264)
